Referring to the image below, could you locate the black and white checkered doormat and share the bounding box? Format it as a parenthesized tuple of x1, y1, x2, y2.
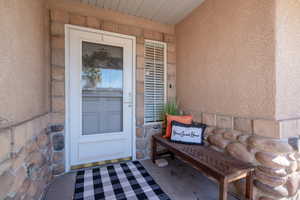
(73, 161, 171, 200)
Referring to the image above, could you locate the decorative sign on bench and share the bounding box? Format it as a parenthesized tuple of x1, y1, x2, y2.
(170, 121, 207, 145)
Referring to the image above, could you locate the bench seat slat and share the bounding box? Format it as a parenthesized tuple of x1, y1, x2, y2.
(152, 134, 255, 200)
(153, 134, 254, 180)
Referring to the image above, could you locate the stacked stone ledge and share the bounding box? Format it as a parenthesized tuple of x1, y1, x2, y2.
(49, 124, 65, 175)
(0, 114, 52, 200)
(205, 128, 300, 200)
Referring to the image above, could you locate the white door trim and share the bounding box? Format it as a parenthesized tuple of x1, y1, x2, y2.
(64, 24, 136, 172)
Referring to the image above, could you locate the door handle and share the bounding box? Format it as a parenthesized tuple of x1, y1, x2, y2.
(124, 101, 133, 108)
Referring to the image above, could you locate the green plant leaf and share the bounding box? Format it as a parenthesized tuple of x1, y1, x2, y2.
(160, 99, 181, 135)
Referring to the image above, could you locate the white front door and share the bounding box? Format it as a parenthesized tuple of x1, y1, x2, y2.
(67, 26, 135, 168)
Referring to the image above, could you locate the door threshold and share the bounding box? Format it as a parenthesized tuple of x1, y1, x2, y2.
(71, 157, 132, 170)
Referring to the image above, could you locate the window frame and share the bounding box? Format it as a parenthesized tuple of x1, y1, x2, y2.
(143, 39, 168, 125)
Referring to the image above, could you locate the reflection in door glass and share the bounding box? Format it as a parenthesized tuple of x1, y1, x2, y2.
(81, 41, 123, 135)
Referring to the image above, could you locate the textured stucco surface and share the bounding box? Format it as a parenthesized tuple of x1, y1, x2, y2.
(175, 0, 276, 120)
(0, 0, 50, 124)
(275, 0, 300, 121)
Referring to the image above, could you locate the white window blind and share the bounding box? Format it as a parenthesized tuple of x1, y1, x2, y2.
(144, 40, 167, 123)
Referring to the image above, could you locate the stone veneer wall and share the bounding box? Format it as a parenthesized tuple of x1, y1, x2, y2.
(182, 110, 300, 139)
(184, 110, 300, 200)
(49, 9, 176, 172)
(0, 114, 52, 200)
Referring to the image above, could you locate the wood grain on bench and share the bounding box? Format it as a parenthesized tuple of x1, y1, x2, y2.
(152, 134, 255, 200)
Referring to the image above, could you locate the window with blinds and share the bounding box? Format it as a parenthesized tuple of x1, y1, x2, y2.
(144, 40, 167, 123)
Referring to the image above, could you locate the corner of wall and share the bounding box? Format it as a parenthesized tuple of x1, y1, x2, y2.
(274, 0, 300, 138)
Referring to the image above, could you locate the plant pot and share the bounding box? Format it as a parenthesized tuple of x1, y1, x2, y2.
(85, 78, 98, 88)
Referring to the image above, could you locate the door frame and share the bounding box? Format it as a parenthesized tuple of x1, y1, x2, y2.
(64, 24, 136, 172)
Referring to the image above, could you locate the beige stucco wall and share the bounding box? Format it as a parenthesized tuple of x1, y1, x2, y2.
(276, 0, 300, 121)
(0, 1, 52, 199)
(0, 0, 50, 125)
(175, 0, 276, 120)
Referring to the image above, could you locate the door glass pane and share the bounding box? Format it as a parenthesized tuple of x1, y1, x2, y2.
(81, 41, 123, 135)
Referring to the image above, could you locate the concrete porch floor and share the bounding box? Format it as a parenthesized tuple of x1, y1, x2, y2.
(44, 159, 238, 200)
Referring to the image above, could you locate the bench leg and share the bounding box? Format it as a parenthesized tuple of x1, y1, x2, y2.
(219, 179, 228, 200)
(152, 138, 157, 164)
(246, 171, 254, 200)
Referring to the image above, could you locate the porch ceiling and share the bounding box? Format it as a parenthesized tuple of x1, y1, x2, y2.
(79, 0, 205, 25)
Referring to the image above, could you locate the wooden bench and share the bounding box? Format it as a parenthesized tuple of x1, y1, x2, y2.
(152, 134, 255, 200)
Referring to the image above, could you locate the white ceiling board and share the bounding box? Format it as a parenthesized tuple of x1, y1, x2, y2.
(79, 0, 205, 25)
(88, 0, 97, 6)
(150, 0, 181, 24)
(118, 0, 144, 15)
(127, 0, 144, 15)
(103, 0, 120, 10)
(147, 0, 168, 20)
(163, 0, 189, 24)
(81, 0, 89, 4)
(95, 0, 105, 8)
(117, 0, 131, 14)
(170, 0, 205, 24)
(135, 0, 165, 19)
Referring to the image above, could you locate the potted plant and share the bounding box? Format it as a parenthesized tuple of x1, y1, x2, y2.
(160, 100, 181, 135)
(83, 67, 101, 88)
